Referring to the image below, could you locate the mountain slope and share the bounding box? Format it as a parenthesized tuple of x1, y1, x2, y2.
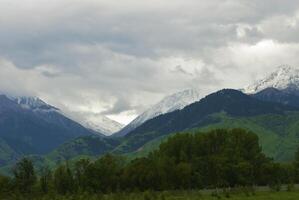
(45, 89, 299, 162)
(9, 89, 299, 165)
(115, 89, 202, 137)
(252, 87, 299, 107)
(12, 96, 123, 136)
(115, 89, 299, 154)
(47, 135, 121, 163)
(0, 138, 19, 166)
(0, 95, 96, 166)
(75, 114, 124, 136)
(244, 65, 299, 94)
(125, 112, 299, 162)
(11, 96, 58, 111)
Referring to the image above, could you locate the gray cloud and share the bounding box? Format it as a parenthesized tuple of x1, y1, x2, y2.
(0, 0, 299, 123)
(101, 96, 133, 115)
(171, 65, 193, 76)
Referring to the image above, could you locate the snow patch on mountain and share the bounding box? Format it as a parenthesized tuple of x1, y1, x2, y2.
(115, 89, 203, 137)
(64, 111, 124, 136)
(4, 94, 123, 136)
(12, 96, 59, 111)
(80, 114, 124, 136)
(243, 65, 299, 94)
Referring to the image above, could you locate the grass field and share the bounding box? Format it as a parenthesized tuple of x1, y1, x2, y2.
(157, 190, 299, 200)
(26, 189, 299, 200)
(97, 190, 299, 200)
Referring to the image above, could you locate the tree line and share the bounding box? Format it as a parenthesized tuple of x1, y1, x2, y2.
(0, 128, 299, 199)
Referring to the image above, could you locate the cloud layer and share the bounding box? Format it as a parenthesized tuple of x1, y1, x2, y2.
(0, 0, 299, 123)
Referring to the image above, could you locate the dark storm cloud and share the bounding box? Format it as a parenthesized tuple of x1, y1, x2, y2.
(1, 0, 298, 68)
(0, 0, 299, 123)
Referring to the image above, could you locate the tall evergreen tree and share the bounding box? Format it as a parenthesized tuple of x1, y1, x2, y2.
(12, 158, 37, 194)
(54, 163, 75, 195)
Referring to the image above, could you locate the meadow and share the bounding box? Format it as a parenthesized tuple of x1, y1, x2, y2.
(19, 189, 299, 200)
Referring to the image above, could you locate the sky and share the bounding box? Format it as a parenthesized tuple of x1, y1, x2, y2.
(1, 0, 299, 124)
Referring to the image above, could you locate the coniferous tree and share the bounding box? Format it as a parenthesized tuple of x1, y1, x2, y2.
(39, 166, 52, 194)
(0, 174, 11, 196)
(74, 158, 92, 192)
(12, 158, 37, 194)
(54, 163, 75, 195)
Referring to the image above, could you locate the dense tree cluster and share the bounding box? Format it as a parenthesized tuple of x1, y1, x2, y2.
(122, 129, 295, 190)
(0, 129, 299, 199)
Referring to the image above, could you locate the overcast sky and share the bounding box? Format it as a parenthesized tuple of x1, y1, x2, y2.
(1, 0, 299, 124)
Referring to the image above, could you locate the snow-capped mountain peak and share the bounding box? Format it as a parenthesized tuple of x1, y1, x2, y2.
(132, 89, 202, 125)
(10, 96, 59, 111)
(114, 88, 203, 137)
(64, 111, 124, 136)
(135, 89, 202, 122)
(80, 114, 124, 136)
(243, 65, 299, 94)
(0, 92, 121, 136)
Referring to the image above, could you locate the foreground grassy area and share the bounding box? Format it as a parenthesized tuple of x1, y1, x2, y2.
(15, 189, 299, 200)
(118, 190, 299, 200)
(236, 191, 299, 200)
(164, 190, 299, 200)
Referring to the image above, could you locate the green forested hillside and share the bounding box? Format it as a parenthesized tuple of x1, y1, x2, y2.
(125, 112, 299, 162)
(198, 113, 299, 161)
(114, 89, 299, 155)
(0, 139, 19, 166)
(3, 89, 299, 173)
(1, 129, 299, 199)
(33, 111, 299, 166)
(47, 135, 121, 163)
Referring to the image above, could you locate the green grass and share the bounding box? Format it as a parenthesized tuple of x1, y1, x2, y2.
(152, 190, 299, 200)
(19, 189, 299, 200)
(240, 191, 299, 200)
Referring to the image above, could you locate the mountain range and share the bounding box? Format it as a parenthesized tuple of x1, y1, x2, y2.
(252, 87, 299, 107)
(43, 86, 299, 164)
(2, 65, 299, 171)
(47, 65, 299, 163)
(114, 89, 299, 153)
(0, 95, 97, 166)
(67, 112, 124, 136)
(114, 89, 203, 137)
(244, 65, 299, 95)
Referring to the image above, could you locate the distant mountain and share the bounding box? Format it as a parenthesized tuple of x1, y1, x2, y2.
(76, 114, 124, 136)
(48, 89, 299, 162)
(10, 96, 58, 111)
(243, 65, 299, 107)
(114, 89, 202, 137)
(11, 96, 123, 136)
(252, 87, 299, 107)
(6, 89, 299, 166)
(244, 65, 299, 94)
(115, 89, 298, 154)
(0, 94, 96, 167)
